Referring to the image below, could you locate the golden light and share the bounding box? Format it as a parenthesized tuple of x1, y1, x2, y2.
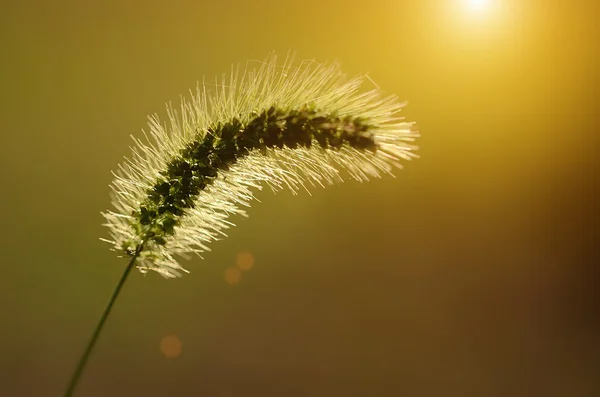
(467, 0, 491, 12)
(453, 0, 506, 33)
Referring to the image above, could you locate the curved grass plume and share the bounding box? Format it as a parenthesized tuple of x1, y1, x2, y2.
(65, 54, 419, 396)
(102, 54, 419, 277)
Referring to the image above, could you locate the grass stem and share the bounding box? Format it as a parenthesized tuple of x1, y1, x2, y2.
(64, 244, 143, 397)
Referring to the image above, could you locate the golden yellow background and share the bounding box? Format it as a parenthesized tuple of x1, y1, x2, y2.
(1, 0, 598, 396)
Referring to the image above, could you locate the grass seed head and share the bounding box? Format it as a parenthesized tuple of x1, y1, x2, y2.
(102, 54, 419, 278)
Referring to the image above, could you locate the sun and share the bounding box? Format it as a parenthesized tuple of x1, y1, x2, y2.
(468, 0, 491, 11)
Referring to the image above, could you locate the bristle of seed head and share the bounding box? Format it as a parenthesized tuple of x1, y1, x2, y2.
(102, 54, 419, 278)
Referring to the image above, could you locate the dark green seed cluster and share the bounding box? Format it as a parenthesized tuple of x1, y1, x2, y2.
(127, 106, 376, 252)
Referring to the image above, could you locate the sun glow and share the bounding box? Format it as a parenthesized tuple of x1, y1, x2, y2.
(468, 0, 491, 12)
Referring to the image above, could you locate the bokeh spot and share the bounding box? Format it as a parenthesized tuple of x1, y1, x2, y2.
(160, 334, 182, 358)
(235, 251, 255, 271)
(225, 267, 242, 285)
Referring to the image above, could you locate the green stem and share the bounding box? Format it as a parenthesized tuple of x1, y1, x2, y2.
(64, 244, 143, 397)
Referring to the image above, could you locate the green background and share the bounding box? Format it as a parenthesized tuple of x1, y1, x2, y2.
(1, 0, 598, 396)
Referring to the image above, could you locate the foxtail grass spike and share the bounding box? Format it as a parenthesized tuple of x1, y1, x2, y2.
(102, 54, 419, 278)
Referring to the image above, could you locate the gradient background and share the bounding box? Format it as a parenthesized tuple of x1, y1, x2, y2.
(1, 0, 598, 396)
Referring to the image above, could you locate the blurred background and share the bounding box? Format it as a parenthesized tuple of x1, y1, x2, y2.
(1, 0, 598, 396)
